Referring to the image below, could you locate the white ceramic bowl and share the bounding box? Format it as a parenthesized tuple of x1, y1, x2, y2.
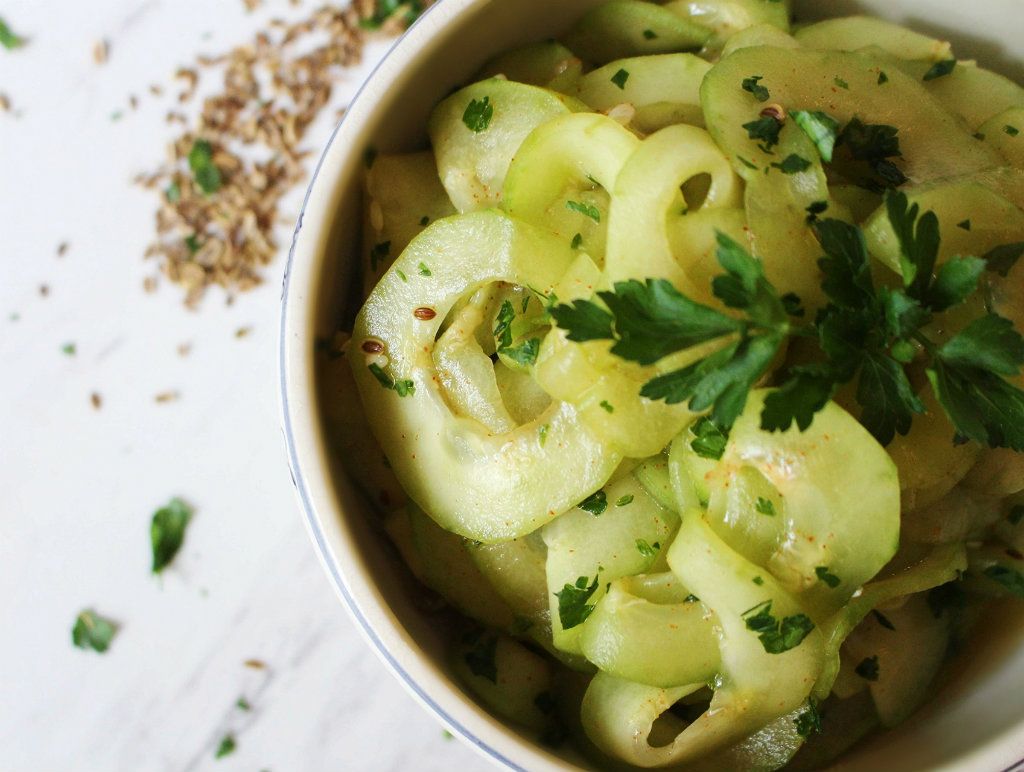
(280, 2, 1024, 769)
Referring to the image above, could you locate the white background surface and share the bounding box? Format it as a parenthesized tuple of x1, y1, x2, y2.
(0, 1, 489, 769)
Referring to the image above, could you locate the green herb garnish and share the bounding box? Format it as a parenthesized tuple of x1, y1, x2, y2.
(566, 200, 601, 223)
(151, 497, 192, 574)
(214, 735, 236, 760)
(368, 363, 415, 398)
(635, 539, 660, 558)
(616, 494, 634, 507)
(742, 600, 815, 654)
(599, 400, 615, 413)
(982, 564, 1024, 597)
(72, 609, 117, 653)
(642, 29, 658, 40)
(743, 116, 782, 152)
(556, 576, 600, 629)
(0, 17, 25, 50)
(756, 497, 776, 516)
(462, 96, 493, 132)
(579, 490, 608, 516)
(690, 416, 728, 460)
(772, 154, 812, 174)
(370, 241, 391, 272)
(742, 75, 770, 102)
(855, 655, 880, 681)
(815, 566, 841, 588)
(464, 634, 498, 682)
(923, 59, 956, 81)
(551, 193, 1024, 449)
(877, 71, 889, 85)
(872, 610, 896, 630)
(611, 68, 630, 90)
(1006, 125, 1021, 137)
(188, 139, 222, 195)
(795, 700, 823, 738)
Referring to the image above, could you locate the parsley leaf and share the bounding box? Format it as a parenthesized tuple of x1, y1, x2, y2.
(188, 140, 222, 195)
(616, 494, 634, 507)
(771, 154, 812, 174)
(872, 610, 896, 630)
(795, 700, 823, 738)
(855, 655, 880, 681)
(151, 497, 192, 574)
(839, 118, 907, 188)
(742, 75, 770, 102)
(579, 490, 608, 516)
(72, 609, 117, 653)
(983, 242, 1024, 277)
(886, 190, 940, 299)
(928, 256, 986, 312)
(982, 564, 1024, 597)
(742, 600, 815, 654)
(791, 110, 840, 162)
(815, 566, 841, 588)
(368, 363, 415, 398)
(743, 116, 782, 151)
(923, 59, 957, 81)
(501, 338, 540, 367)
(214, 735, 236, 760)
(756, 497, 776, 516)
(565, 200, 601, 222)
(462, 96, 493, 132)
(556, 576, 600, 629)
(0, 17, 25, 50)
(635, 539, 660, 558)
(464, 634, 498, 682)
(611, 68, 630, 89)
(690, 416, 728, 460)
(493, 300, 516, 350)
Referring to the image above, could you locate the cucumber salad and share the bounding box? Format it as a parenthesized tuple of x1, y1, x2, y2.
(326, 1, 1024, 768)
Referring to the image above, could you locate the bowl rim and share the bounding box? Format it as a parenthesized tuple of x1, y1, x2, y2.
(279, 1, 1024, 770)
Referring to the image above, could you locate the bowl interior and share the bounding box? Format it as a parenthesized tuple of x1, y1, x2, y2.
(285, 1, 1024, 769)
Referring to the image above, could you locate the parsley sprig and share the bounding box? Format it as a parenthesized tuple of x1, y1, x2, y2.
(551, 191, 1024, 448)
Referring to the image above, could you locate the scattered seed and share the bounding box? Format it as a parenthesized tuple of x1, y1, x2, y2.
(235, 326, 252, 339)
(90, 392, 103, 410)
(413, 307, 437, 320)
(92, 39, 109, 65)
(243, 658, 267, 669)
(361, 339, 384, 354)
(155, 391, 180, 403)
(760, 104, 786, 122)
(56, 242, 69, 257)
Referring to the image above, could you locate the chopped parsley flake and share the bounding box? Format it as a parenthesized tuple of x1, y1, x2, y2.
(737, 155, 759, 170)
(982, 242, 1024, 277)
(188, 139, 222, 195)
(1008, 505, 1024, 526)
(599, 400, 615, 413)
(741, 75, 770, 102)
(923, 59, 957, 81)
(0, 17, 26, 50)
(501, 338, 540, 367)
(236, 697, 251, 711)
(417, 261, 432, 276)
(982, 564, 1024, 597)
(1005, 125, 1021, 137)
(464, 633, 498, 682)
(556, 576, 600, 629)
(834, 76, 849, 90)
(877, 71, 889, 85)
(635, 539, 659, 558)
(615, 494, 634, 507)
(755, 497, 776, 516)
(539, 424, 549, 446)
(743, 116, 782, 152)
(571, 233, 583, 249)
(611, 69, 630, 89)
(419, 215, 430, 226)
(368, 363, 415, 398)
(855, 655, 880, 681)
(151, 497, 192, 574)
(72, 609, 117, 653)
(462, 96, 493, 132)
(370, 241, 391, 271)
(815, 566, 841, 588)
(61, 342, 76, 356)
(771, 154, 812, 174)
(579, 490, 608, 516)
(753, 576, 765, 585)
(214, 735, 236, 760)
(566, 200, 601, 222)
(795, 700, 823, 738)
(643, 29, 657, 40)
(690, 416, 729, 460)
(957, 219, 971, 231)
(742, 600, 815, 654)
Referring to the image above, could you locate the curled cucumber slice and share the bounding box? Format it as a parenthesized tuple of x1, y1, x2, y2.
(562, 0, 711, 65)
(349, 211, 621, 543)
(428, 79, 584, 213)
(503, 112, 640, 265)
(794, 17, 953, 62)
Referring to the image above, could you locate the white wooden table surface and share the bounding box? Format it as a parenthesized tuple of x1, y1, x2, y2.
(0, 1, 490, 769)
